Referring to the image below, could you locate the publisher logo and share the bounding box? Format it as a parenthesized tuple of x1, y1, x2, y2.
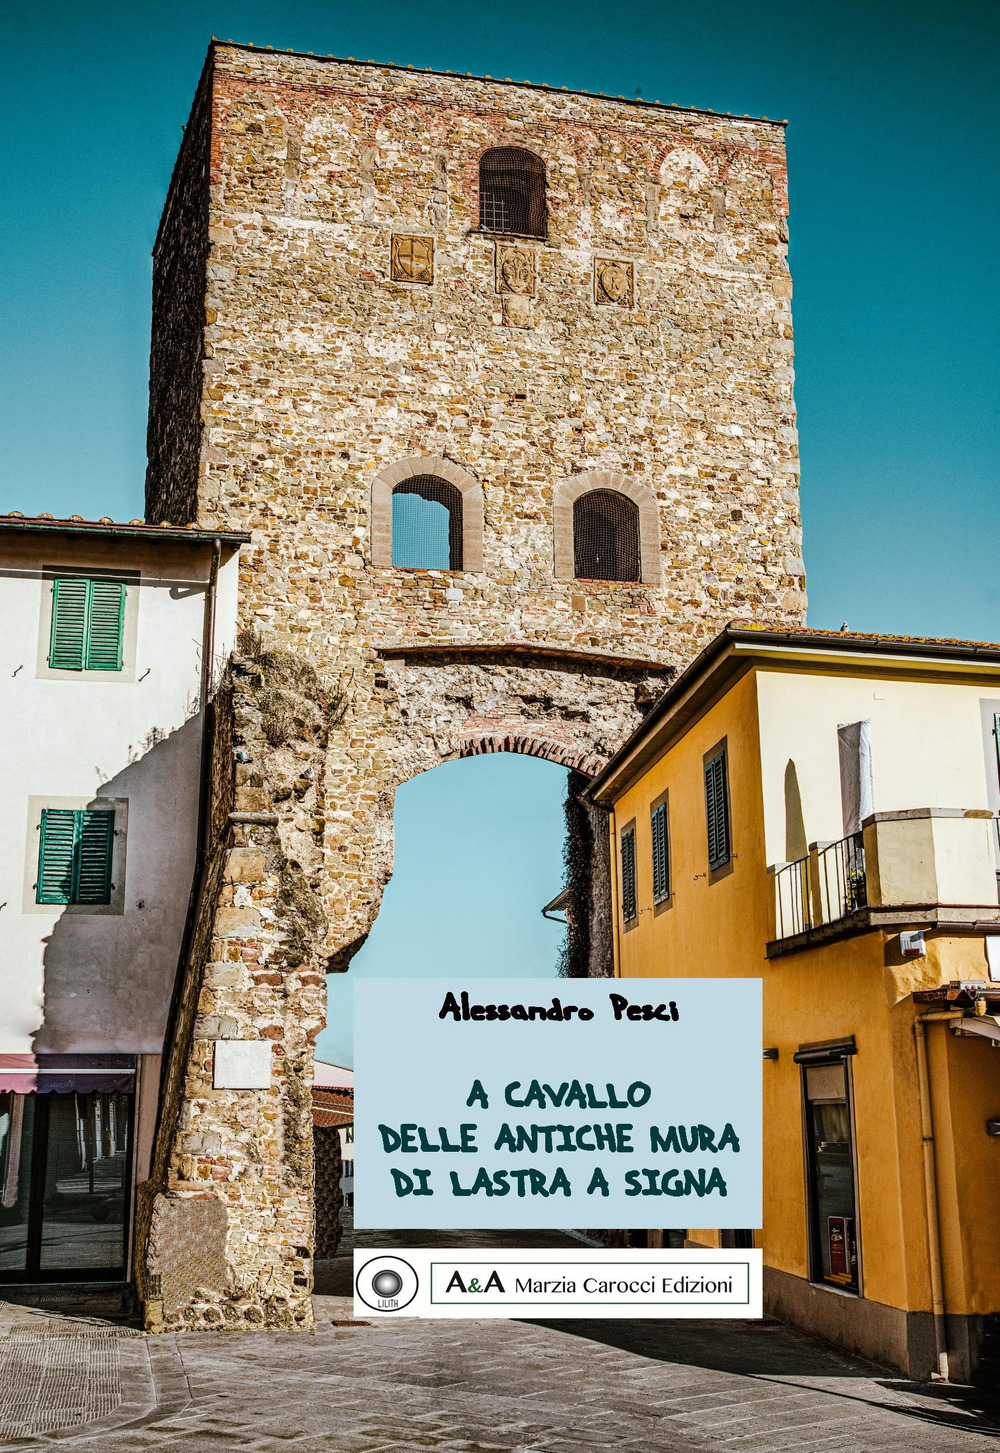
(356, 1255, 419, 1312)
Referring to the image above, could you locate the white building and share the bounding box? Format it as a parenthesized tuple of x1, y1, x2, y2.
(0, 514, 244, 1293)
(313, 1061, 355, 1211)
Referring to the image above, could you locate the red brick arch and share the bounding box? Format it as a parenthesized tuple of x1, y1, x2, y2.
(451, 732, 607, 777)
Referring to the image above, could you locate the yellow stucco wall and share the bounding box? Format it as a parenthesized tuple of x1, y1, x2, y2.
(607, 661, 1000, 1320)
(612, 669, 769, 980)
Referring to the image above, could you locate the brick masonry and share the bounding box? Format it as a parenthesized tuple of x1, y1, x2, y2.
(141, 41, 806, 1327)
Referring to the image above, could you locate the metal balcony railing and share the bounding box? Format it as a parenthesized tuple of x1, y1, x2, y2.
(816, 831, 868, 922)
(773, 853, 812, 939)
(772, 831, 867, 943)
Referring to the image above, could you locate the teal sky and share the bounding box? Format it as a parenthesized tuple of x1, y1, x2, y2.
(2, 2, 996, 1064)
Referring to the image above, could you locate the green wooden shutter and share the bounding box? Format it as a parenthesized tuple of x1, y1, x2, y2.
(48, 578, 89, 670)
(84, 580, 126, 671)
(651, 802, 670, 903)
(36, 808, 114, 905)
(75, 810, 115, 903)
(36, 809, 78, 903)
(621, 826, 637, 922)
(48, 577, 125, 672)
(705, 752, 731, 871)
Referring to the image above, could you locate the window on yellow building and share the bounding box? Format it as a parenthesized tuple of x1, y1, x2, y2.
(801, 1054, 860, 1293)
(651, 798, 670, 904)
(620, 823, 637, 924)
(704, 742, 732, 874)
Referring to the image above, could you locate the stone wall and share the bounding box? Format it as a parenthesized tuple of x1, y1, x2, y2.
(561, 769, 614, 978)
(147, 40, 805, 963)
(142, 42, 807, 1325)
(313, 1126, 344, 1259)
(146, 58, 213, 525)
(138, 647, 333, 1330)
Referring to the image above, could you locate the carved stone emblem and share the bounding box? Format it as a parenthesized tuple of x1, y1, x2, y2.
(496, 246, 535, 297)
(391, 235, 434, 284)
(501, 295, 532, 329)
(594, 257, 634, 307)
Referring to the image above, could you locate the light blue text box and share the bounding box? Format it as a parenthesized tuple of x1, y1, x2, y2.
(354, 978, 762, 1229)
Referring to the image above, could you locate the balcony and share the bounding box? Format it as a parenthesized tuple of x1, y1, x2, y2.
(769, 810, 1000, 955)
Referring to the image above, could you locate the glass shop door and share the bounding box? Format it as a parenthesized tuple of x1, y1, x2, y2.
(0, 1090, 133, 1283)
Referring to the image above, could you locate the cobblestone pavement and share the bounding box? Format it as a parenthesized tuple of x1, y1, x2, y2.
(2, 1232, 998, 1452)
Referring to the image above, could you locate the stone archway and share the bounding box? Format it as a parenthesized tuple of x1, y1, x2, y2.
(321, 644, 669, 976)
(138, 640, 670, 1333)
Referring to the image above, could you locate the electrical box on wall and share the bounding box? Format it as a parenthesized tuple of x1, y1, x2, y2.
(900, 930, 926, 959)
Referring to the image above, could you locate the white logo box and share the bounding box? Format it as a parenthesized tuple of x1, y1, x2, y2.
(354, 1248, 762, 1320)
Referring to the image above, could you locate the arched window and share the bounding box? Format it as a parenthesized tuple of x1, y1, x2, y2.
(478, 147, 547, 239)
(573, 490, 640, 582)
(391, 476, 463, 570)
(371, 457, 484, 572)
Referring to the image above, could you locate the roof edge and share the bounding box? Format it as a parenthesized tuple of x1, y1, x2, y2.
(0, 515, 250, 546)
(208, 39, 788, 128)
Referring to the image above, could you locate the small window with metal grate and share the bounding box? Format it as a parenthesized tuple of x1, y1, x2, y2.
(620, 825, 637, 923)
(391, 477, 463, 570)
(704, 750, 732, 872)
(651, 800, 670, 904)
(479, 147, 547, 239)
(573, 490, 640, 582)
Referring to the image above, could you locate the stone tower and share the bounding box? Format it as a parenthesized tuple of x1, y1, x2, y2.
(140, 41, 805, 1329)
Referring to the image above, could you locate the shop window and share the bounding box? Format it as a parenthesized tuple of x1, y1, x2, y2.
(573, 490, 640, 582)
(720, 1229, 755, 1248)
(704, 746, 732, 873)
(651, 798, 670, 904)
(0, 1065, 134, 1283)
(802, 1056, 860, 1292)
(36, 808, 115, 906)
(478, 147, 547, 239)
(48, 576, 126, 672)
(392, 477, 464, 570)
(620, 823, 637, 924)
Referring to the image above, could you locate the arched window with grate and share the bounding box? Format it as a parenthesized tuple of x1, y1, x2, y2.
(573, 490, 641, 582)
(392, 476, 464, 570)
(478, 147, 547, 239)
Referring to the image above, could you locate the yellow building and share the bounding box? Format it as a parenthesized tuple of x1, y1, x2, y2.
(589, 623, 1000, 1381)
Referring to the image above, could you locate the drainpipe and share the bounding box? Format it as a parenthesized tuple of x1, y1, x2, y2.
(609, 811, 622, 978)
(913, 1008, 964, 1381)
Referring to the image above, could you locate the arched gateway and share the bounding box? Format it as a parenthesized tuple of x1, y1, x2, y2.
(137, 43, 805, 1330)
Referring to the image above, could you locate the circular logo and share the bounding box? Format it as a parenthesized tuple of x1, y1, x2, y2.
(356, 1255, 419, 1312)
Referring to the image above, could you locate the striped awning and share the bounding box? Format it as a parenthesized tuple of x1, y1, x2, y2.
(0, 1054, 136, 1093)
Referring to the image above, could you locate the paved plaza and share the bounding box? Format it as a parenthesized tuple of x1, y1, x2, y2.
(1, 1231, 998, 1451)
